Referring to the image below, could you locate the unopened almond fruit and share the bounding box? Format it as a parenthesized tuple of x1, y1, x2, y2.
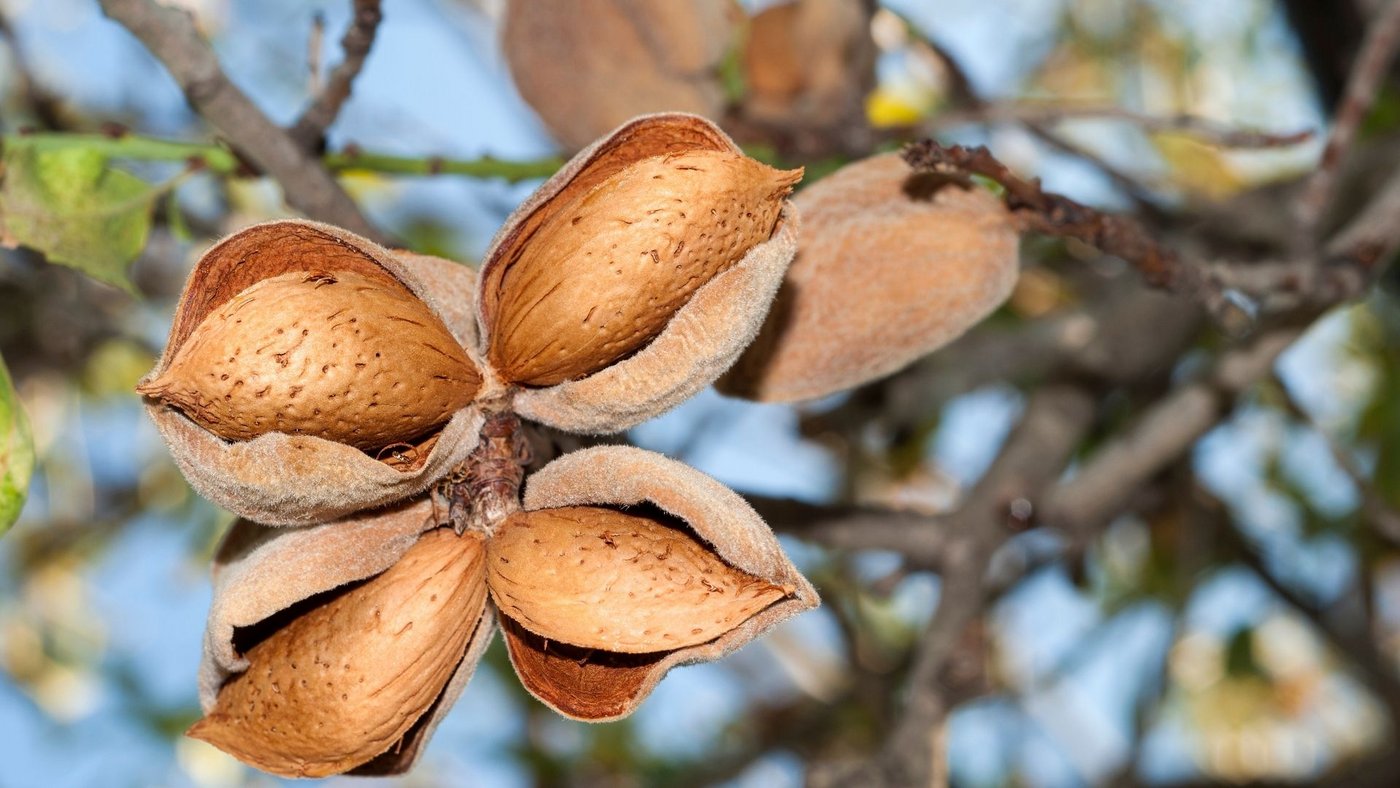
(486, 150, 802, 387)
(139, 269, 481, 451)
(487, 505, 791, 653)
(721, 152, 1020, 402)
(188, 528, 487, 779)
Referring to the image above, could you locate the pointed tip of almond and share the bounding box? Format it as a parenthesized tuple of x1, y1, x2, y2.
(134, 376, 167, 398)
(184, 716, 210, 741)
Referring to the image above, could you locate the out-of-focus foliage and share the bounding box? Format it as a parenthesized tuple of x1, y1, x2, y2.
(0, 351, 32, 536)
(0, 143, 157, 292)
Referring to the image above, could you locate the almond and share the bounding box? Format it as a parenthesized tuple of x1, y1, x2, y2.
(721, 153, 1020, 401)
(502, 0, 737, 151)
(487, 505, 791, 653)
(485, 150, 801, 387)
(188, 528, 487, 779)
(139, 269, 481, 451)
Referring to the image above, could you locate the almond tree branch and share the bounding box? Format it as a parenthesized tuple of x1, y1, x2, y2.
(918, 102, 1314, 150)
(0, 131, 562, 183)
(97, 0, 381, 240)
(1269, 375, 1400, 545)
(752, 497, 949, 568)
(1294, 0, 1400, 245)
(812, 384, 1097, 787)
(288, 0, 383, 150)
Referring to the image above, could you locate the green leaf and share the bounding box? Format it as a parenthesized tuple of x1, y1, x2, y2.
(0, 143, 157, 292)
(0, 352, 33, 537)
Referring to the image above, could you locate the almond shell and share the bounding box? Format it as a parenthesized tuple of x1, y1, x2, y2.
(720, 152, 1021, 402)
(502, 445, 818, 721)
(197, 498, 497, 776)
(502, 1, 736, 151)
(478, 113, 800, 434)
(141, 221, 486, 525)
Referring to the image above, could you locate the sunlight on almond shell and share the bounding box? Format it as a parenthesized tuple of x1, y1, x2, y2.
(487, 506, 792, 653)
(187, 529, 487, 779)
(139, 270, 481, 451)
(487, 150, 801, 387)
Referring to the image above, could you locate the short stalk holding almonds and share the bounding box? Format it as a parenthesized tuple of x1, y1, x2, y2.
(191, 448, 817, 775)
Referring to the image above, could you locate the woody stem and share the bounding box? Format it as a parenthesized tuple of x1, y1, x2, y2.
(442, 405, 531, 538)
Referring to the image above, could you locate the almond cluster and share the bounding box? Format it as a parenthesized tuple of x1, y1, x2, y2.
(138, 114, 1022, 777)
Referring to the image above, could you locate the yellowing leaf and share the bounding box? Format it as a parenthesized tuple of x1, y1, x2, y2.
(1151, 133, 1244, 201)
(0, 352, 33, 536)
(866, 84, 931, 128)
(0, 144, 156, 292)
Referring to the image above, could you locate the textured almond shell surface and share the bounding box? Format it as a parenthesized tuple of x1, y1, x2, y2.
(140, 269, 480, 450)
(502, 0, 735, 151)
(477, 114, 800, 434)
(188, 529, 487, 778)
(498, 445, 818, 721)
(141, 221, 486, 525)
(487, 149, 800, 387)
(721, 153, 1020, 402)
(200, 499, 498, 776)
(488, 506, 789, 653)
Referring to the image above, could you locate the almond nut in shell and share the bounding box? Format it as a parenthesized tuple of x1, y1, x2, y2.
(188, 528, 487, 778)
(139, 269, 481, 451)
(486, 149, 801, 387)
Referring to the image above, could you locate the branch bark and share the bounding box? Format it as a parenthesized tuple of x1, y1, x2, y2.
(98, 0, 381, 240)
(289, 0, 383, 151)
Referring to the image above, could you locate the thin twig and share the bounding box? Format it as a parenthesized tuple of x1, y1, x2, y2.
(913, 29, 1165, 212)
(902, 140, 1218, 300)
(813, 385, 1097, 787)
(1269, 374, 1400, 545)
(1295, 0, 1400, 246)
(0, 10, 66, 129)
(919, 102, 1314, 150)
(289, 0, 383, 150)
(97, 0, 381, 239)
(0, 132, 562, 184)
(752, 496, 949, 568)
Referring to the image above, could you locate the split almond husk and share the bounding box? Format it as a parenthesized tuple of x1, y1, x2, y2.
(195, 499, 496, 777)
(502, 0, 738, 152)
(498, 445, 818, 720)
(478, 113, 801, 433)
(721, 152, 1021, 402)
(140, 221, 487, 525)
